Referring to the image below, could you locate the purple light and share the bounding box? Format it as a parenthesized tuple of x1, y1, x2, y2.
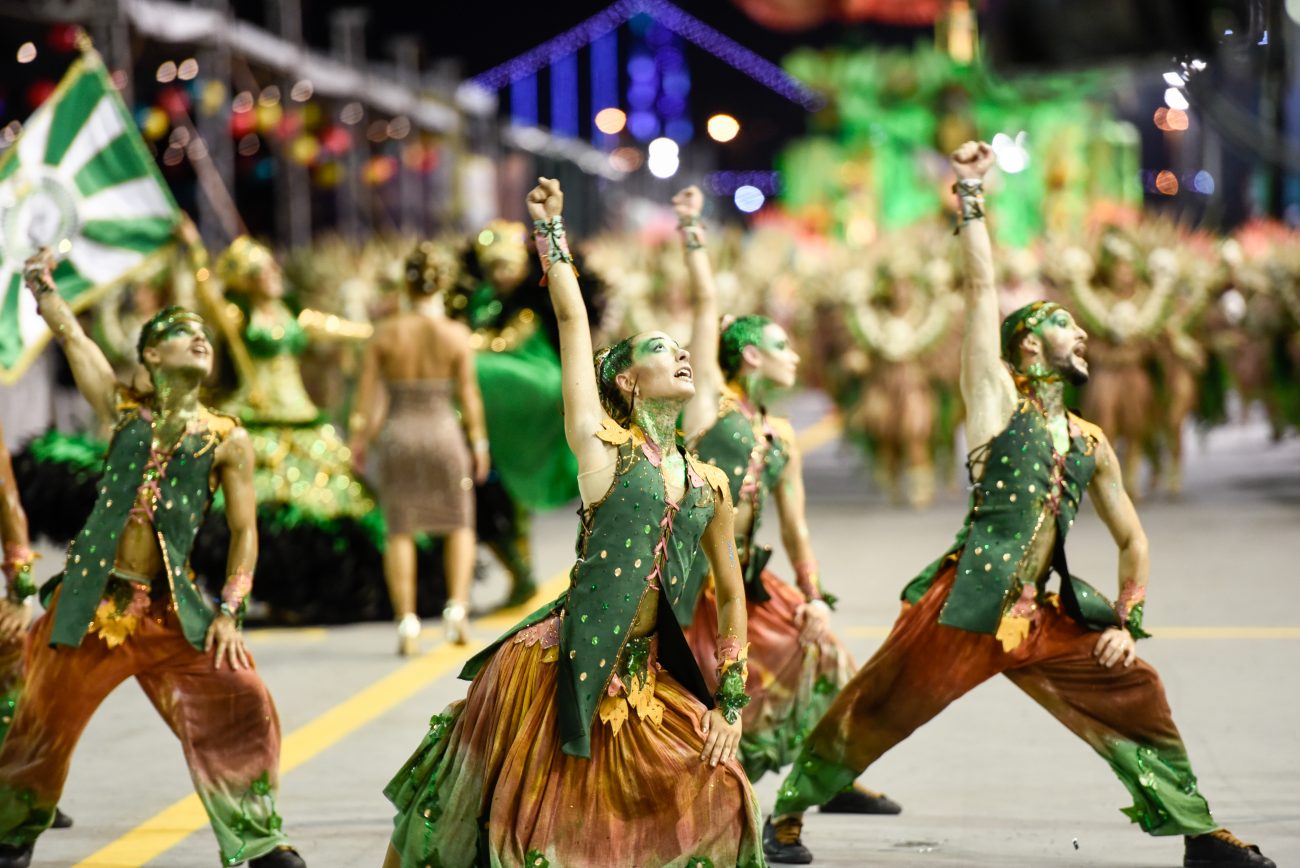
(653, 46, 685, 70)
(627, 82, 657, 109)
(704, 170, 781, 195)
(647, 20, 673, 48)
(657, 93, 687, 117)
(550, 53, 579, 137)
(469, 0, 824, 112)
(664, 117, 693, 143)
(510, 73, 538, 126)
(627, 54, 657, 82)
(591, 30, 618, 147)
(627, 110, 659, 140)
(662, 70, 691, 97)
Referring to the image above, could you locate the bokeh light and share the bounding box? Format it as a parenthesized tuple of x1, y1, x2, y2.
(594, 107, 627, 135)
(733, 185, 765, 212)
(16, 43, 37, 64)
(609, 147, 642, 172)
(1164, 88, 1189, 110)
(1193, 170, 1216, 195)
(707, 113, 740, 143)
(1155, 170, 1179, 195)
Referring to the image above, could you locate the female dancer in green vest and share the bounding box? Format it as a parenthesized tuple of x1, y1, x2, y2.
(671, 186, 900, 816)
(763, 143, 1273, 867)
(383, 179, 762, 868)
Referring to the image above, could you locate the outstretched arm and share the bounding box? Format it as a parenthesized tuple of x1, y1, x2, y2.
(773, 444, 831, 641)
(454, 337, 491, 484)
(1087, 430, 1149, 668)
(348, 334, 383, 470)
(951, 143, 1018, 451)
(23, 250, 118, 423)
(699, 482, 746, 766)
(675, 186, 725, 438)
(526, 179, 609, 469)
(208, 428, 257, 671)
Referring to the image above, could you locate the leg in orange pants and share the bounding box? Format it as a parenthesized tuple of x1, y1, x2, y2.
(774, 559, 1217, 837)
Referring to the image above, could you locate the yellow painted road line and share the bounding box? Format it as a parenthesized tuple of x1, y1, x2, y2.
(795, 412, 842, 455)
(245, 627, 329, 644)
(72, 574, 569, 868)
(841, 625, 1300, 640)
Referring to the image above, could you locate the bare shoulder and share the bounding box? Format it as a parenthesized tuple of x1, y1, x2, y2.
(208, 411, 252, 464)
(1069, 412, 1108, 454)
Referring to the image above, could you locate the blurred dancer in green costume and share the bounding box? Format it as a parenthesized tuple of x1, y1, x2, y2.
(764, 144, 1274, 868)
(446, 221, 580, 605)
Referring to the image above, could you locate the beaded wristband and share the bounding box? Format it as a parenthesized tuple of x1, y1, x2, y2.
(220, 568, 253, 621)
(678, 215, 705, 251)
(952, 178, 985, 229)
(533, 216, 575, 285)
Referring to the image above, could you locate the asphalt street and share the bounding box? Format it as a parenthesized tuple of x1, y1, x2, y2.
(20, 395, 1300, 867)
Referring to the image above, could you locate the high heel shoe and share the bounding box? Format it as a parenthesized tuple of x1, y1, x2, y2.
(443, 602, 469, 645)
(397, 613, 421, 657)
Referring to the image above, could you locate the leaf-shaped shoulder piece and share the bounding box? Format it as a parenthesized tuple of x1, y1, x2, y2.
(595, 418, 645, 448)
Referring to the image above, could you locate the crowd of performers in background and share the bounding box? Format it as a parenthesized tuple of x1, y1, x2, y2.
(0, 152, 1286, 865)
(10, 186, 1300, 647)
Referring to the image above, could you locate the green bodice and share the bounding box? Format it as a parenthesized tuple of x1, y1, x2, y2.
(685, 389, 792, 612)
(225, 312, 319, 426)
(461, 425, 727, 758)
(51, 405, 231, 651)
(903, 399, 1121, 634)
(244, 314, 308, 359)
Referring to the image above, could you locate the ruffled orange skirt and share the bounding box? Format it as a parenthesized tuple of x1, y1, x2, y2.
(385, 614, 764, 867)
(686, 571, 855, 781)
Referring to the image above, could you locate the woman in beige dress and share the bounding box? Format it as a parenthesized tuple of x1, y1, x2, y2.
(352, 242, 490, 653)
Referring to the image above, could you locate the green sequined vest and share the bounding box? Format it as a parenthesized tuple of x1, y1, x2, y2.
(685, 392, 791, 614)
(903, 399, 1120, 634)
(461, 431, 724, 759)
(50, 407, 229, 650)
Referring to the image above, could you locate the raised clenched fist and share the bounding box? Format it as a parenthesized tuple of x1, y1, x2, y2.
(950, 141, 995, 181)
(526, 177, 564, 222)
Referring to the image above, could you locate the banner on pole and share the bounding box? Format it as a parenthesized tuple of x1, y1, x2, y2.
(0, 46, 181, 384)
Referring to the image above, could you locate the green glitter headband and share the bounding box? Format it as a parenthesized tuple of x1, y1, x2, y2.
(1000, 301, 1063, 360)
(137, 305, 205, 362)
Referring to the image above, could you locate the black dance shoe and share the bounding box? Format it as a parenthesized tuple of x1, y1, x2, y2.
(1185, 829, 1274, 867)
(763, 816, 813, 865)
(50, 808, 73, 829)
(249, 845, 307, 867)
(0, 843, 32, 868)
(818, 784, 902, 815)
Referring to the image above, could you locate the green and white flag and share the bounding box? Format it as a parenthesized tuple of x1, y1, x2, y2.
(0, 48, 180, 384)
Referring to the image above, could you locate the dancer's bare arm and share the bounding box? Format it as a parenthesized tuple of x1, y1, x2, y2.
(454, 331, 491, 483)
(773, 445, 830, 641)
(23, 250, 118, 422)
(0, 423, 27, 558)
(699, 482, 745, 765)
(1088, 430, 1147, 668)
(349, 332, 383, 467)
(676, 186, 724, 438)
(951, 143, 1018, 451)
(0, 424, 33, 638)
(207, 428, 256, 670)
(526, 178, 612, 472)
